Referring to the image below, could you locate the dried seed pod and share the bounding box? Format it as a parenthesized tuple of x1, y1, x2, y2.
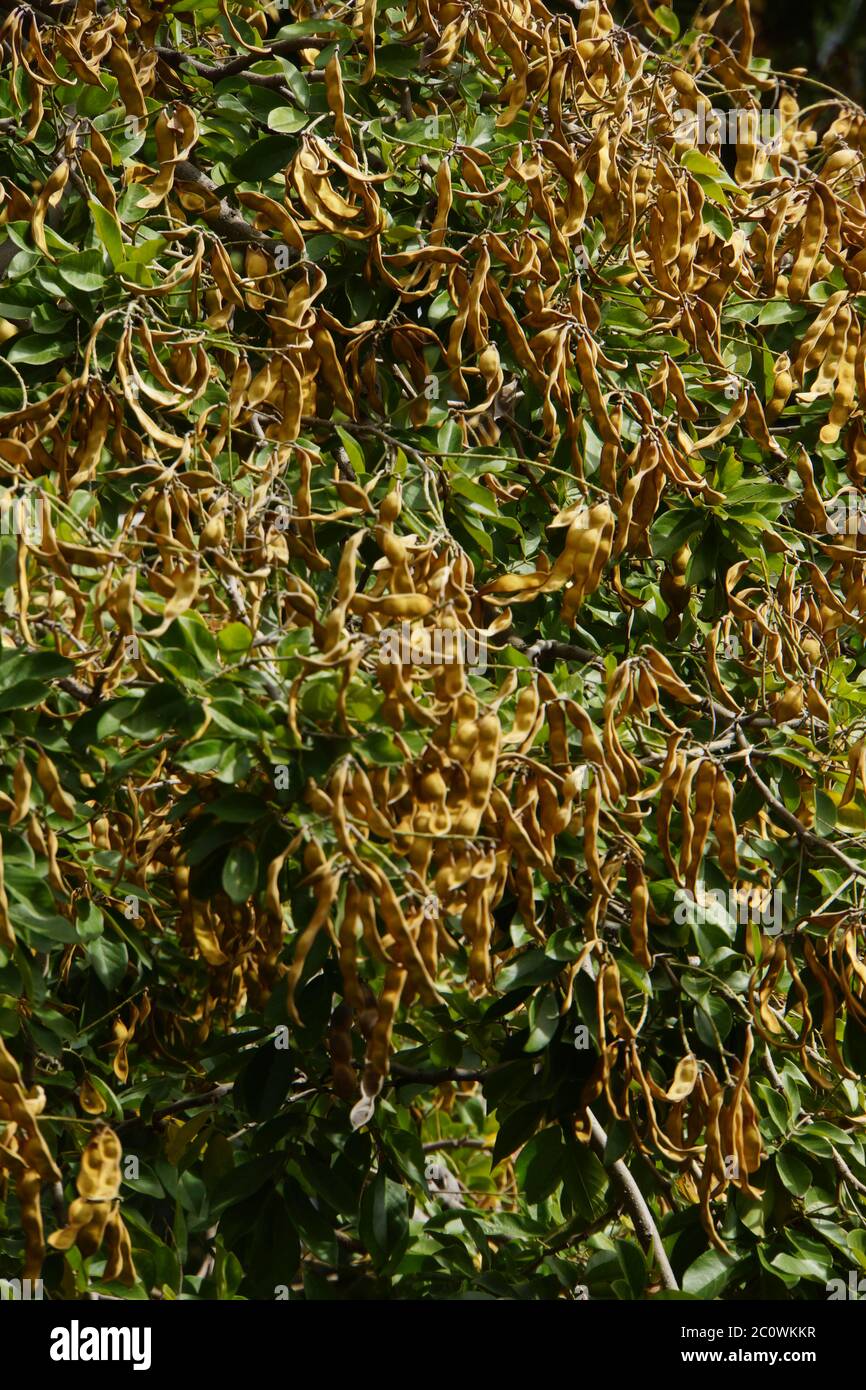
(329, 1002, 357, 1100)
(625, 859, 651, 968)
(48, 1126, 136, 1284)
(666, 1054, 698, 1102)
(773, 682, 804, 724)
(360, 965, 407, 1100)
(660, 544, 691, 640)
(712, 767, 738, 880)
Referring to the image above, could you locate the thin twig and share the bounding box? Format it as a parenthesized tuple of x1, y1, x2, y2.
(587, 1110, 679, 1291)
(116, 1083, 233, 1130)
(736, 727, 866, 881)
(422, 1137, 491, 1153)
(156, 34, 331, 85)
(832, 1147, 866, 1197)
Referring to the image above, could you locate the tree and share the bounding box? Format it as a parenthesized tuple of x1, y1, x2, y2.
(1, 0, 866, 1301)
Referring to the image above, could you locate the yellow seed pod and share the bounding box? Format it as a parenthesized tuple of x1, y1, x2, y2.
(712, 767, 739, 880)
(636, 663, 659, 711)
(625, 860, 652, 969)
(504, 682, 540, 745)
(48, 1125, 136, 1282)
(773, 682, 804, 724)
(685, 759, 718, 892)
(329, 1002, 357, 1100)
(361, 964, 407, 1098)
(35, 752, 76, 819)
(666, 1055, 699, 1102)
(338, 879, 366, 1012)
(806, 684, 830, 722)
(79, 1076, 107, 1116)
(9, 755, 32, 827)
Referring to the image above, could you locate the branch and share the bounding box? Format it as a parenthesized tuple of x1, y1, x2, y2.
(155, 48, 294, 94)
(509, 634, 601, 666)
(172, 161, 279, 252)
(116, 1083, 233, 1130)
(303, 417, 431, 472)
(422, 1138, 491, 1153)
(57, 675, 97, 705)
(587, 1110, 679, 1291)
(156, 34, 332, 85)
(832, 1147, 866, 1197)
(0, 0, 75, 18)
(390, 1065, 491, 1085)
(735, 726, 866, 881)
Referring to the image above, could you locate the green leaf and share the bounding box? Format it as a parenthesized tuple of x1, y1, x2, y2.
(757, 300, 808, 325)
(8, 336, 76, 365)
(222, 843, 258, 903)
(515, 1127, 565, 1205)
(247, 1189, 301, 1295)
(89, 201, 124, 269)
(683, 1247, 738, 1298)
(562, 1142, 608, 1221)
(491, 1103, 545, 1166)
(615, 1239, 648, 1299)
(776, 1150, 812, 1197)
(231, 135, 295, 180)
(267, 107, 309, 135)
(524, 989, 560, 1052)
(375, 43, 419, 77)
(218, 623, 253, 657)
(56, 249, 105, 295)
(335, 426, 366, 476)
(75, 900, 104, 943)
(681, 149, 738, 189)
(702, 202, 734, 242)
(653, 5, 680, 39)
(86, 938, 129, 992)
(358, 1175, 410, 1274)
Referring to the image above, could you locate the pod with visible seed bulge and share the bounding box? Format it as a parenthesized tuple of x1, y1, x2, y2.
(636, 663, 659, 711)
(660, 544, 691, 640)
(355, 978, 379, 1040)
(361, 964, 407, 1100)
(712, 766, 738, 880)
(79, 1075, 107, 1115)
(626, 860, 652, 968)
(801, 636, 822, 665)
(806, 684, 830, 722)
(338, 879, 365, 1010)
(48, 1126, 136, 1284)
(685, 759, 717, 892)
(329, 1003, 357, 1100)
(767, 352, 794, 422)
(666, 1054, 698, 1102)
(773, 682, 804, 724)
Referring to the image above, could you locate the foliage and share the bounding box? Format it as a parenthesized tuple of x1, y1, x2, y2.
(2, 0, 866, 1301)
(727, 0, 866, 106)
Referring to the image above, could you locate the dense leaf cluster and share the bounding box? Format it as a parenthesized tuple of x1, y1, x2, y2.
(1, 0, 866, 1300)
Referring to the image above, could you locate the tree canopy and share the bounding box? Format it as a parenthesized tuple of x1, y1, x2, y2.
(2, 0, 866, 1301)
